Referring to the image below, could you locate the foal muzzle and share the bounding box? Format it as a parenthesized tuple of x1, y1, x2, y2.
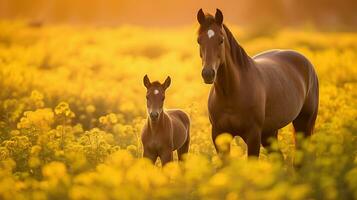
(150, 111, 159, 120)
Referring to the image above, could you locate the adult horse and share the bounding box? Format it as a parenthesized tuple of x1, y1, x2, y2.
(196, 9, 319, 157)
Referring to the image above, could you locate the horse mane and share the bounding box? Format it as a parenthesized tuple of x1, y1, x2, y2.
(222, 24, 250, 68)
(198, 14, 250, 68)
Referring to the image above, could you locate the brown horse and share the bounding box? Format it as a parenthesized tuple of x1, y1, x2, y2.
(196, 9, 319, 157)
(141, 75, 190, 165)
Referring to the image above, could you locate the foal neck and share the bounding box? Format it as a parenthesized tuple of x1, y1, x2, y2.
(148, 111, 167, 133)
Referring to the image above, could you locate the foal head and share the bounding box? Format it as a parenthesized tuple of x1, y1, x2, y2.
(197, 9, 225, 84)
(143, 75, 171, 121)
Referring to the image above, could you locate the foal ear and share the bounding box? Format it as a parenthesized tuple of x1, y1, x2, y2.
(163, 76, 171, 90)
(143, 74, 151, 88)
(197, 8, 206, 25)
(215, 9, 223, 25)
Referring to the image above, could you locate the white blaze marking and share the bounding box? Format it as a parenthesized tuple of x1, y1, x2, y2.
(207, 29, 215, 38)
(154, 89, 159, 95)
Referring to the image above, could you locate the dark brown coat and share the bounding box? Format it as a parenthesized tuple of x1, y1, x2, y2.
(197, 9, 319, 157)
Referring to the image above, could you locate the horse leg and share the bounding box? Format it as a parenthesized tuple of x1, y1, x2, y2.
(261, 129, 279, 153)
(212, 127, 220, 153)
(159, 150, 173, 166)
(293, 77, 319, 139)
(261, 129, 284, 159)
(292, 93, 318, 149)
(293, 110, 317, 137)
(292, 112, 317, 150)
(293, 86, 318, 138)
(244, 127, 262, 157)
(212, 128, 231, 156)
(177, 128, 190, 161)
(212, 131, 232, 165)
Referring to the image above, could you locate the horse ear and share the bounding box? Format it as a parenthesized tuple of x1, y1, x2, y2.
(163, 76, 171, 90)
(215, 9, 223, 25)
(143, 74, 151, 88)
(197, 8, 206, 25)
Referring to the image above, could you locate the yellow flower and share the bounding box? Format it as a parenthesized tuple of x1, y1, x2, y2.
(17, 108, 54, 131)
(163, 162, 181, 180)
(30, 145, 41, 155)
(28, 156, 41, 168)
(42, 161, 68, 179)
(215, 133, 233, 152)
(55, 102, 75, 118)
(209, 172, 228, 187)
(30, 90, 44, 108)
(85, 105, 96, 114)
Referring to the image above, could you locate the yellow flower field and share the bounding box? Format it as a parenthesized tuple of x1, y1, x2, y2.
(0, 21, 356, 200)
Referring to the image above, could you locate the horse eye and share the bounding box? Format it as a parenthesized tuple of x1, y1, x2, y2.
(197, 38, 201, 44)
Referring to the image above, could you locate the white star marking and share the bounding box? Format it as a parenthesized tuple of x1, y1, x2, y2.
(154, 89, 159, 95)
(207, 29, 215, 38)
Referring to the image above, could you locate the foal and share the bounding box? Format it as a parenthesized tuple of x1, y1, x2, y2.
(141, 75, 190, 165)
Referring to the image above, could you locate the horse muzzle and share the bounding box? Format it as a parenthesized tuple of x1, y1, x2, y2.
(202, 68, 215, 84)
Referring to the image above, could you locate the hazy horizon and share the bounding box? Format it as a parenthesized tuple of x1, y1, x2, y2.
(1, 0, 356, 29)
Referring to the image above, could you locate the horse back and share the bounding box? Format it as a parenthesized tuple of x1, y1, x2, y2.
(253, 49, 318, 130)
(256, 49, 318, 93)
(253, 50, 317, 96)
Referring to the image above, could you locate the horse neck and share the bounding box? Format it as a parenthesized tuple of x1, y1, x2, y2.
(214, 25, 252, 96)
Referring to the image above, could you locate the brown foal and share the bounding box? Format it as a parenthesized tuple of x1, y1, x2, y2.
(196, 9, 319, 157)
(141, 75, 190, 165)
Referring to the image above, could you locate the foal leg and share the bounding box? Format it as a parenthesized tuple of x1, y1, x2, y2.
(177, 130, 190, 161)
(159, 151, 173, 166)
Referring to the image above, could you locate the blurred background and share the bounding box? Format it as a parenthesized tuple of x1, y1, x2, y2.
(0, 1, 356, 199)
(1, 0, 357, 30)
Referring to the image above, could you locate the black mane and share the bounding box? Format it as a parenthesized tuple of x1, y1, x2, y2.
(198, 15, 250, 68)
